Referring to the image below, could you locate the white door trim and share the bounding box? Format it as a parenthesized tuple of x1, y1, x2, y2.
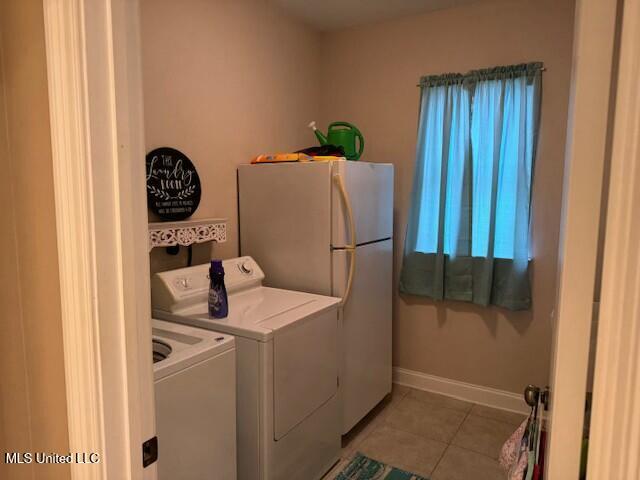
(587, 0, 640, 476)
(43, 0, 156, 478)
(545, 0, 620, 478)
(43, 1, 106, 477)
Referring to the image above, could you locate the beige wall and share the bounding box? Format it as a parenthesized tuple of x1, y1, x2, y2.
(318, 0, 575, 393)
(141, 0, 574, 393)
(0, 1, 70, 479)
(141, 0, 322, 271)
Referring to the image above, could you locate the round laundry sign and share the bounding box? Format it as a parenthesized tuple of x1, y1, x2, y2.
(145, 147, 202, 220)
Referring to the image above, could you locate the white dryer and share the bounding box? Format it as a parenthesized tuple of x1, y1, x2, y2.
(152, 257, 341, 480)
(153, 319, 236, 480)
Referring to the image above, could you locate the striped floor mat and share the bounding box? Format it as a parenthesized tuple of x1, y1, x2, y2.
(334, 453, 428, 480)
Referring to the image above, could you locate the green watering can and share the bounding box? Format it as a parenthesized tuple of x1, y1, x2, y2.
(308, 121, 364, 160)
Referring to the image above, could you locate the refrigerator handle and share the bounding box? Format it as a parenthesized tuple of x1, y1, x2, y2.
(333, 173, 356, 306)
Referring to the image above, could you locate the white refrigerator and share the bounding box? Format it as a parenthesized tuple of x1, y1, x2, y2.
(238, 159, 393, 434)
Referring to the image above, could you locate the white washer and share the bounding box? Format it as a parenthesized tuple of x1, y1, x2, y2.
(153, 319, 236, 480)
(152, 257, 341, 480)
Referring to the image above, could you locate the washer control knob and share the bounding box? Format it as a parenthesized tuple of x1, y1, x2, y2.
(239, 260, 253, 275)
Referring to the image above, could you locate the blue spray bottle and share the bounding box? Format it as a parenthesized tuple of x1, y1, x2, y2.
(208, 259, 229, 318)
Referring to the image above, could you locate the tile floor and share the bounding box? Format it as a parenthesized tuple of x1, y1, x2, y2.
(323, 384, 525, 480)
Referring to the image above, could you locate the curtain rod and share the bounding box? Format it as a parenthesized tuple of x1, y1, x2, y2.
(416, 67, 547, 87)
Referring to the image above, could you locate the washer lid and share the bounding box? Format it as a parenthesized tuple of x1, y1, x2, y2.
(154, 286, 340, 341)
(152, 319, 234, 380)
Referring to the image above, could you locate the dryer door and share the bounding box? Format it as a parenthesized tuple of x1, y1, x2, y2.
(273, 308, 338, 440)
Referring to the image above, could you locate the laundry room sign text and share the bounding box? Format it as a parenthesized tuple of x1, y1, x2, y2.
(146, 147, 202, 220)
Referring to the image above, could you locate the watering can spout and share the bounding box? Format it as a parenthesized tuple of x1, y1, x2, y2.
(308, 121, 328, 145)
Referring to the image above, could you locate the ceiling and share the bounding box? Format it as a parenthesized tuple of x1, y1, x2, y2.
(271, 0, 491, 31)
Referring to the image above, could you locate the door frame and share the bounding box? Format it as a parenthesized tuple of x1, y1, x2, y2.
(545, 0, 621, 477)
(43, 0, 155, 478)
(587, 0, 640, 476)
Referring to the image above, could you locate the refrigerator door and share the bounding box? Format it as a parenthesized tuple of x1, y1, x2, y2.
(238, 162, 333, 295)
(332, 161, 394, 248)
(332, 239, 393, 434)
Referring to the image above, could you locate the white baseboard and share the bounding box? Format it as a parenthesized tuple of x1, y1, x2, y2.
(393, 367, 530, 415)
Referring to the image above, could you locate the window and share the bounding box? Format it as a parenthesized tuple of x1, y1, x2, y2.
(412, 66, 540, 260)
(400, 63, 542, 310)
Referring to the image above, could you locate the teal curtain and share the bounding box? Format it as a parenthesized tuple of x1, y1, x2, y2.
(400, 63, 542, 310)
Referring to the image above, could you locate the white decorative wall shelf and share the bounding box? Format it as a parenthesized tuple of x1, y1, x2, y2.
(148, 218, 227, 251)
